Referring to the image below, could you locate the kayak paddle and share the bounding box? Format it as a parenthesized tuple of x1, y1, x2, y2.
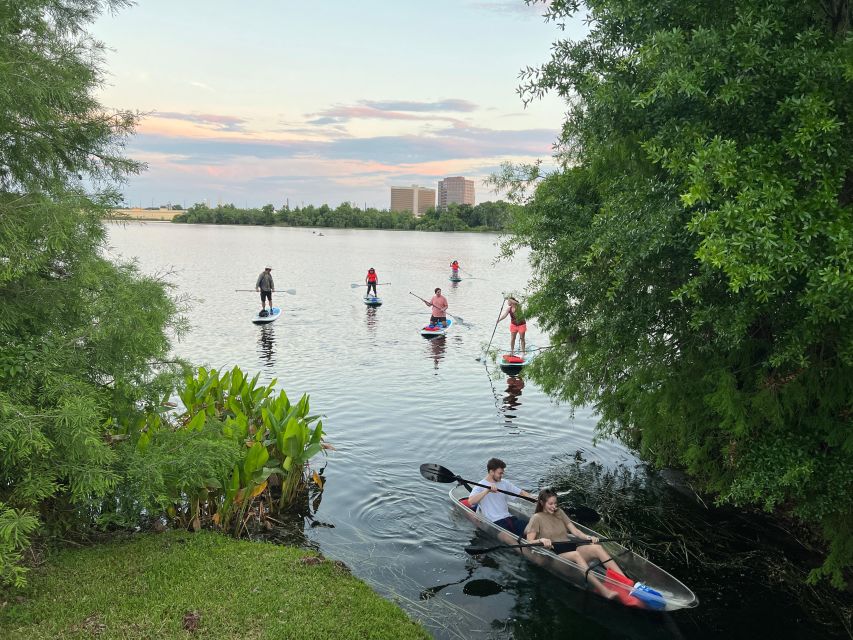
(408, 292, 467, 326)
(419, 463, 600, 525)
(464, 537, 636, 555)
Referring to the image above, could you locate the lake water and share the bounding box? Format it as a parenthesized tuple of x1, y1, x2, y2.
(106, 222, 848, 640)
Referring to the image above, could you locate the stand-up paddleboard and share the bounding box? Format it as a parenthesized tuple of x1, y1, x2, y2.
(449, 274, 463, 282)
(420, 317, 453, 338)
(363, 295, 383, 307)
(499, 347, 535, 374)
(252, 307, 282, 325)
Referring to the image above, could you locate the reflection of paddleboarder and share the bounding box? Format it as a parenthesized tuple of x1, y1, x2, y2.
(504, 376, 525, 411)
(497, 296, 526, 354)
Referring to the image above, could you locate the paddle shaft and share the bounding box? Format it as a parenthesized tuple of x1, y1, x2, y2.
(457, 476, 536, 503)
(235, 289, 296, 294)
(409, 291, 464, 323)
(466, 537, 634, 555)
(485, 300, 504, 355)
(353, 282, 391, 287)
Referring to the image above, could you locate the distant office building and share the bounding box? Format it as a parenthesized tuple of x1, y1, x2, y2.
(390, 185, 436, 216)
(438, 176, 475, 209)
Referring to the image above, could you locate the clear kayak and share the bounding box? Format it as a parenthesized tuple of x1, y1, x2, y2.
(448, 484, 698, 611)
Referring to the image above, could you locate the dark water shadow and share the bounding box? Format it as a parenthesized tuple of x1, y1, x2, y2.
(365, 305, 378, 337)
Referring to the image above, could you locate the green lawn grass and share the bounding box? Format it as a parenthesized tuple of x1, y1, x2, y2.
(0, 531, 430, 639)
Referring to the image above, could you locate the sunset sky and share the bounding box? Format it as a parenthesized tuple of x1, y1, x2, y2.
(93, 1, 586, 209)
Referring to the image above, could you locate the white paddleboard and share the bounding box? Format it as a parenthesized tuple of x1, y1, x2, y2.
(252, 307, 282, 325)
(420, 317, 453, 338)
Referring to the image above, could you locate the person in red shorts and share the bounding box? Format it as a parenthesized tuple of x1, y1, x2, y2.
(497, 296, 526, 354)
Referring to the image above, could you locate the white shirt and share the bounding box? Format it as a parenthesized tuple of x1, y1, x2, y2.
(469, 478, 522, 522)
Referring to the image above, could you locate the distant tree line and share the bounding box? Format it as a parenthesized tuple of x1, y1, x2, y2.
(171, 200, 519, 232)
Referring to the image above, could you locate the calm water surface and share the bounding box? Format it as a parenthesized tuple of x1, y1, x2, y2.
(106, 222, 848, 640)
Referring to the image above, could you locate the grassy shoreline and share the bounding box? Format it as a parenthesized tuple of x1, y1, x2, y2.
(0, 531, 430, 640)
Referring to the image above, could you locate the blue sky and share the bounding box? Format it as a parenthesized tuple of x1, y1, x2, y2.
(93, 0, 586, 208)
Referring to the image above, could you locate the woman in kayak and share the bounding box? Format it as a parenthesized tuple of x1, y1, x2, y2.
(525, 488, 627, 598)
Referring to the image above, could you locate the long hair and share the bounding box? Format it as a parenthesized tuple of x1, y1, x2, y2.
(535, 488, 558, 514)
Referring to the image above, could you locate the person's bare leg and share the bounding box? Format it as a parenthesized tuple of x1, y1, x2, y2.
(560, 551, 618, 599)
(520, 333, 526, 354)
(577, 545, 626, 576)
(510, 332, 517, 354)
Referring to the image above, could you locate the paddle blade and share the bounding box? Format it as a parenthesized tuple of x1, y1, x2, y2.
(419, 463, 457, 483)
(351, 283, 364, 288)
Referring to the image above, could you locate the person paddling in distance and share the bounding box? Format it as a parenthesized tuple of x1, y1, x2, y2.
(497, 296, 527, 354)
(365, 267, 379, 297)
(255, 266, 275, 315)
(450, 259, 460, 278)
(467, 458, 533, 537)
(423, 287, 449, 328)
(525, 488, 627, 599)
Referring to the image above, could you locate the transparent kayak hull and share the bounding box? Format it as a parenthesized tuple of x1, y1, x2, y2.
(449, 485, 698, 611)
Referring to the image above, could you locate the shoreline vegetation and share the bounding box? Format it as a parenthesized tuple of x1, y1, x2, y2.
(0, 1, 427, 632)
(170, 200, 520, 232)
(0, 531, 430, 640)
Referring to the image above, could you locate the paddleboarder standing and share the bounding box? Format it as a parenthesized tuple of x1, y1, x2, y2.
(255, 266, 275, 314)
(424, 287, 448, 327)
(450, 259, 460, 278)
(365, 267, 379, 297)
(466, 458, 533, 536)
(497, 296, 527, 354)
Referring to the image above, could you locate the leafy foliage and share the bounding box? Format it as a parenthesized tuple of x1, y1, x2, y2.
(173, 200, 519, 232)
(0, 0, 182, 585)
(507, 0, 853, 585)
(107, 367, 327, 537)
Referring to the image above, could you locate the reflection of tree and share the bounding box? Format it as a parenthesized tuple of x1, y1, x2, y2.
(257, 325, 275, 368)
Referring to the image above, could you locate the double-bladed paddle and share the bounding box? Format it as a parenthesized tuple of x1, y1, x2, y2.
(464, 537, 635, 555)
(409, 292, 467, 326)
(419, 463, 600, 526)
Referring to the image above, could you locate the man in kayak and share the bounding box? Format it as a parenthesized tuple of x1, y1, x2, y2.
(497, 296, 526, 354)
(255, 266, 275, 314)
(467, 458, 534, 536)
(365, 267, 379, 297)
(424, 287, 448, 327)
(450, 260, 460, 278)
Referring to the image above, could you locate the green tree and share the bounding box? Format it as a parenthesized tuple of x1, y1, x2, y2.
(0, 0, 181, 585)
(504, 0, 852, 586)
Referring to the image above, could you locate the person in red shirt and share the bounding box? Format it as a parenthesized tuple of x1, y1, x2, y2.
(365, 267, 379, 296)
(450, 260, 460, 277)
(424, 287, 449, 327)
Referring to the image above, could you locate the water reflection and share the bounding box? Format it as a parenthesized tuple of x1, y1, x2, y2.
(365, 305, 378, 336)
(501, 376, 525, 426)
(257, 325, 275, 368)
(426, 334, 447, 370)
